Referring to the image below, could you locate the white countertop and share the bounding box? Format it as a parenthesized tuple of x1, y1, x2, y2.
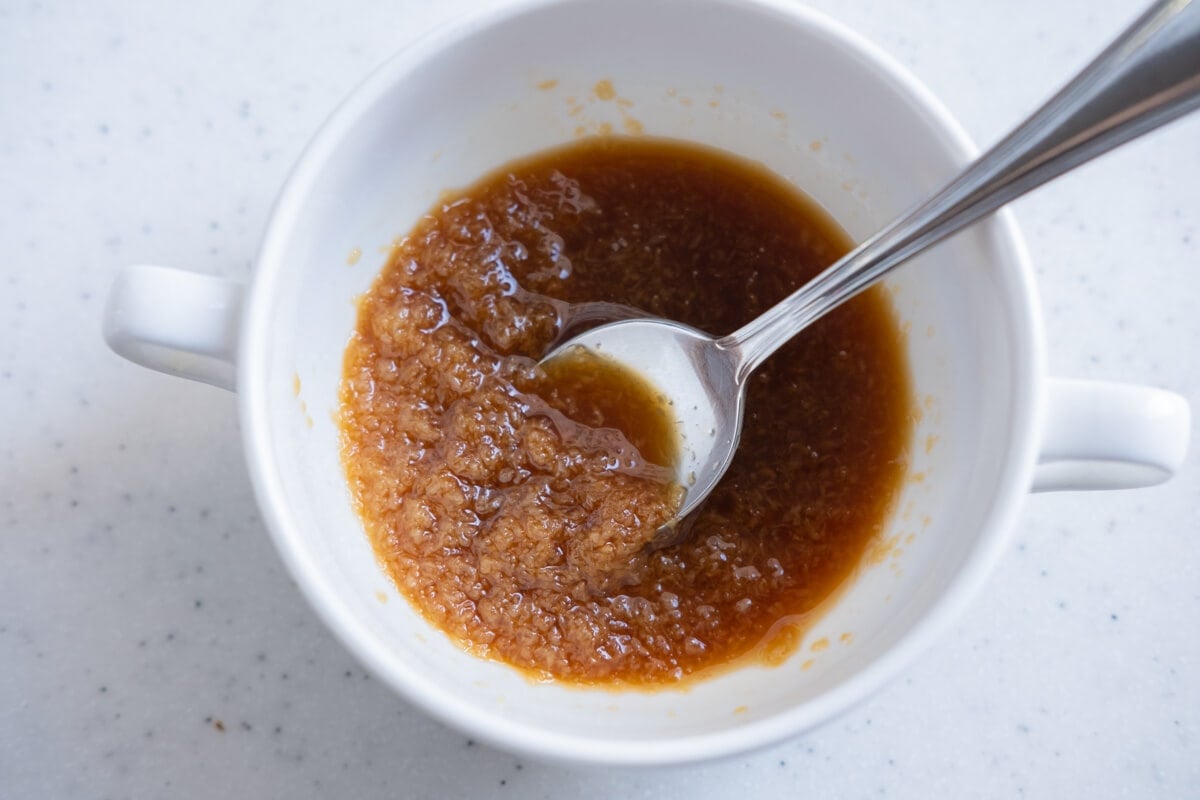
(3, 0, 1198, 796)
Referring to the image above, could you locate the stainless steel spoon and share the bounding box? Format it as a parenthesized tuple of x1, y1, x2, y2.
(541, 0, 1200, 541)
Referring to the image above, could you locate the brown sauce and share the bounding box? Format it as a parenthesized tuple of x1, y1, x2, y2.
(339, 137, 912, 685)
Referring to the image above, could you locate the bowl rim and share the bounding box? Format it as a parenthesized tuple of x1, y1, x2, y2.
(239, 0, 1046, 766)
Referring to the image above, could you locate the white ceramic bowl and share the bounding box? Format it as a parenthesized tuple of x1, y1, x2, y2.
(104, 0, 1188, 766)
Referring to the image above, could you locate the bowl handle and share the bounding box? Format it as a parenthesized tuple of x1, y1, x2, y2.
(103, 265, 244, 391)
(1032, 377, 1191, 492)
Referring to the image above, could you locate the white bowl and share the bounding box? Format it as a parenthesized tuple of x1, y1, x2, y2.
(103, 0, 1189, 766)
(245, 0, 1038, 765)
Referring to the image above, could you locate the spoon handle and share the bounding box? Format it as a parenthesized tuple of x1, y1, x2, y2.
(720, 0, 1200, 382)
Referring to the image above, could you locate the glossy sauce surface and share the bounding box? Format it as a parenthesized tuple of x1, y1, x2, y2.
(339, 138, 912, 685)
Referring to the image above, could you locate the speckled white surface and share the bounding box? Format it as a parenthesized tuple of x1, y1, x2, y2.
(3, 0, 1198, 796)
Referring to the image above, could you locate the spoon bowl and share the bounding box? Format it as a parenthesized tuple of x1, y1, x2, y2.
(547, 318, 742, 534)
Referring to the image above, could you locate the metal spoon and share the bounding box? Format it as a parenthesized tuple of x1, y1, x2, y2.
(541, 0, 1200, 542)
